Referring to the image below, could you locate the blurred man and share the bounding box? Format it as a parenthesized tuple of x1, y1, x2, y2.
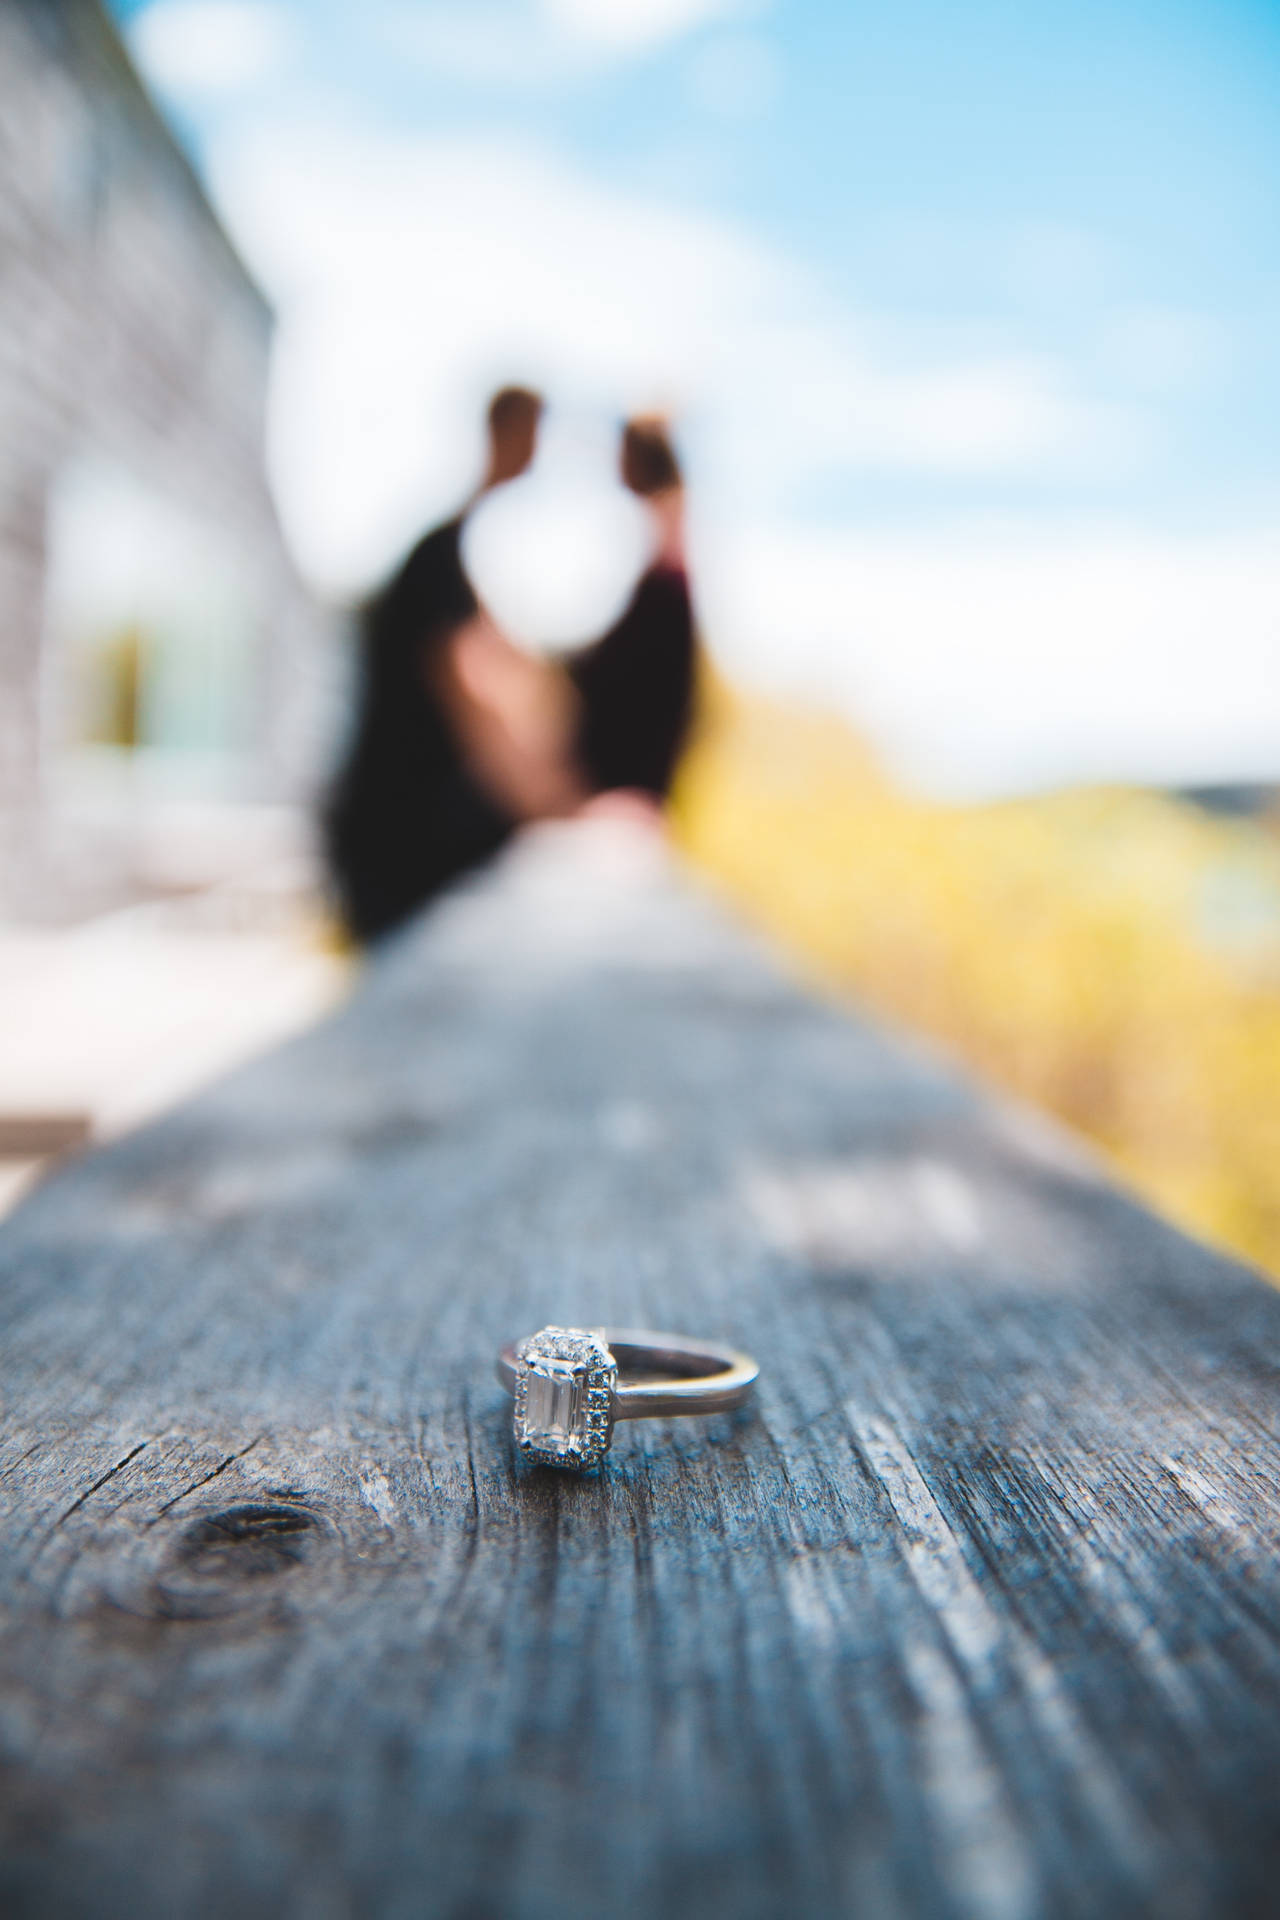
(568, 416, 696, 803)
(324, 386, 545, 945)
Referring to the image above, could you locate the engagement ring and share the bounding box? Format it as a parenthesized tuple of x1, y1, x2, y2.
(497, 1325, 759, 1470)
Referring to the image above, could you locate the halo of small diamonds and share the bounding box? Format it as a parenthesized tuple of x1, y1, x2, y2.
(513, 1326, 617, 1470)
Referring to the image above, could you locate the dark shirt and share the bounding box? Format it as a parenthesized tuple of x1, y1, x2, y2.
(568, 563, 696, 799)
(323, 516, 516, 945)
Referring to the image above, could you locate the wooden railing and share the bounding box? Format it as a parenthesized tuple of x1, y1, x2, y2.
(2, 821, 1278, 1918)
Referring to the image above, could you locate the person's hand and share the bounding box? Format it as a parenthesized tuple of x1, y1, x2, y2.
(574, 789, 665, 832)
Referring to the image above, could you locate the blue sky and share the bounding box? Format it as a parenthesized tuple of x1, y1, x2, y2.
(111, 0, 1280, 794)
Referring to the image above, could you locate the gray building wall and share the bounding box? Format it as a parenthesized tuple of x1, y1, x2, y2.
(0, 0, 326, 866)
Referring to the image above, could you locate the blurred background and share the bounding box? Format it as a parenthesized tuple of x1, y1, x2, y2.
(2, 0, 1278, 1267)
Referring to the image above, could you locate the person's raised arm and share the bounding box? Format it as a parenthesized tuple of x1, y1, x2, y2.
(433, 614, 588, 823)
(620, 415, 685, 568)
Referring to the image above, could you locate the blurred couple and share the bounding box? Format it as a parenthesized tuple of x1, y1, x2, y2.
(324, 387, 696, 946)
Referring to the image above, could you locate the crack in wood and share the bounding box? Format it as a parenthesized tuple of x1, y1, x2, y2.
(0, 1440, 48, 1483)
(53, 1440, 150, 1530)
(149, 1436, 265, 1522)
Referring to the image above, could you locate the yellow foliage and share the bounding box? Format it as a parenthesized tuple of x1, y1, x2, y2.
(671, 679, 1280, 1278)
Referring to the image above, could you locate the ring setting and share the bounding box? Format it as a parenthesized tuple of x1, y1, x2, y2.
(498, 1324, 760, 1471)
(511, 1326, 617, 1470)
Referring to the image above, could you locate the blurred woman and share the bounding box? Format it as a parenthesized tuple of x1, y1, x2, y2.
(568, 416, 697, 803)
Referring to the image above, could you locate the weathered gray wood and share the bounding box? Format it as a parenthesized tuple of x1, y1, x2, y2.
(2, 823, 1280, 1920)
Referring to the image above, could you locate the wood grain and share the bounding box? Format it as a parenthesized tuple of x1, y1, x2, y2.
(2, 822, 1279, 1919)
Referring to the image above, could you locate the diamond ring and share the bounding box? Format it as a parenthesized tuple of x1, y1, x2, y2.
(496, 1325, 760, 1470)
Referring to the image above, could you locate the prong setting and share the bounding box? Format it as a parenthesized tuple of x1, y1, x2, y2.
(512, 1326, 617, 1470)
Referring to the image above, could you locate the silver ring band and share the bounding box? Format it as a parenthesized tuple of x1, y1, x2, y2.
(497, 1326, 759, 1470)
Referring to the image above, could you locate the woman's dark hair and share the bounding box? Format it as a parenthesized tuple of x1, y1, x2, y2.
(621, 416, 681, 496)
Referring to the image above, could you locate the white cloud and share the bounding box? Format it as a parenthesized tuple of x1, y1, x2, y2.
(544, 0, 752, 52)
(701, 519, 1280, 797)
(463, 445, 653, 647)
(377, 0, 760, 90)
(128, 0, 294, 96)
(206, 118, 1128, 594)
(195, 114, 1279, 796)
(378, 4, 596, 89)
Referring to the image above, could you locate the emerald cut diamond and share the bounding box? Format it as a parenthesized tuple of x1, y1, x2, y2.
(513, 1327, 617, 1470)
